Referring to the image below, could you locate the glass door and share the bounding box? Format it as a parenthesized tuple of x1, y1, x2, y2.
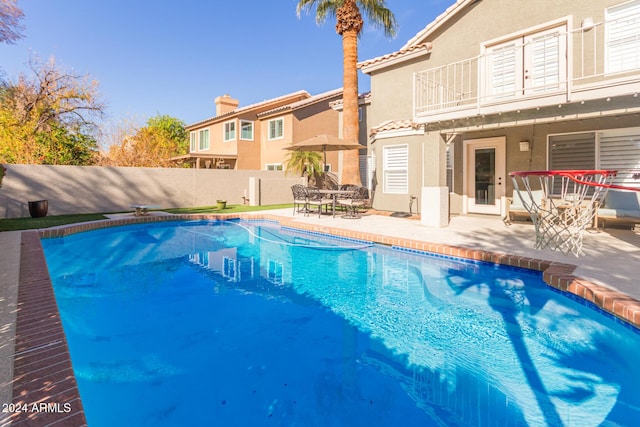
(466, 138, 505, 215)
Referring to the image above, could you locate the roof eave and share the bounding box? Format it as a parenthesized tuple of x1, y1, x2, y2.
(359, 46, 432, 75)
(401, 0, 477, 49)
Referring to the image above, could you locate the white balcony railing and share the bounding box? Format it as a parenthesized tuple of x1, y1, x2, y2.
(414, 14, 640, 120)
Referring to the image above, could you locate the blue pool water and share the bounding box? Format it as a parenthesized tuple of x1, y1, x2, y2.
(42, 220, 640, 426)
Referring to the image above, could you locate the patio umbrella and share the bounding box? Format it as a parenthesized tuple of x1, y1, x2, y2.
(282, 134, 363, 167)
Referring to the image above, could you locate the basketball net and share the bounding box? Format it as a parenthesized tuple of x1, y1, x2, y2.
(509, 170, 618, 256)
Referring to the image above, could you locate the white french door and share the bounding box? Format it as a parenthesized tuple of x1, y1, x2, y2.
(485, 25, 566, 100)
(465, 137, 506, 215)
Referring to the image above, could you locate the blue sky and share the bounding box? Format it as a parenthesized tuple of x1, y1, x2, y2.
(0, 0, 450, 127)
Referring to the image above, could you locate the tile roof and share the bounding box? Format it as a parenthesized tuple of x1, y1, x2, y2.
(370, 119, 423, 137)
(257, 88, 344, 117)
(187, 90, 310, 128)
(329, 92, 372, 109)
(357, 43, 432, 70)
(402, 0, 475, 49)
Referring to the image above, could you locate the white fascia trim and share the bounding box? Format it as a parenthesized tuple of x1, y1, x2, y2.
(360, 48, 431, 75)
(372, 128, 425, 141)
(401, 0, 475, 49)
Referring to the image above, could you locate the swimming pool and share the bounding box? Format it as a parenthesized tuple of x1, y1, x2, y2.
(42, 219, 640, 426)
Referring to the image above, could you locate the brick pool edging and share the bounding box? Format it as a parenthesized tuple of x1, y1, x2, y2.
(11, 213, 640, 426)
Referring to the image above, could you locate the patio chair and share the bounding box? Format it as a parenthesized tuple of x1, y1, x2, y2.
(305, 187, 333, 218)
(291, 184, 308, 215)
(337, 186, 369, 218)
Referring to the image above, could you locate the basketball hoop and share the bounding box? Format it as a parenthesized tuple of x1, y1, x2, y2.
(509, 170, 618, 256)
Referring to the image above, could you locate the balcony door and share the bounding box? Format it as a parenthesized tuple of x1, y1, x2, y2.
(485, 25, 567, 100)
(465, 137, 505, 215)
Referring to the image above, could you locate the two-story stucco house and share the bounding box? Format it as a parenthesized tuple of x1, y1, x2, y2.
(360, 0, 640, 225)
(178, 89, 344, 172)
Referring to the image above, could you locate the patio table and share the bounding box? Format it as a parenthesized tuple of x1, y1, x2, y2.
(318, 189, 356, 217)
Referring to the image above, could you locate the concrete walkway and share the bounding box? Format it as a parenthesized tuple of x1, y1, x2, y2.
(0, 231, 20, 424)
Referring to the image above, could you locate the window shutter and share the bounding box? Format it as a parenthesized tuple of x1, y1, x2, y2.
(487, 41, 519, 98)
(383, 145, 408, 194)
(606, 0, 640, 73)
(190, 132, 197, 152)
(528, 29, 563, 92)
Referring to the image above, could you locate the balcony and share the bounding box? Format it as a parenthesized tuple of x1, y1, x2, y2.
(414, 15, 640, 124)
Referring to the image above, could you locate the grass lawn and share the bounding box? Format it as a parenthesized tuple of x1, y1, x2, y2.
(0, 204, 292, 232)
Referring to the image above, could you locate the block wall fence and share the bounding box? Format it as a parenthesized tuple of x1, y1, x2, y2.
(0, 165, 305, 218)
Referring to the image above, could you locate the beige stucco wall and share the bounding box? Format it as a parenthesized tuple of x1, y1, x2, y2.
(0, 165, 302, 219)
(445, 115, 640, 214)
(364, 0, 637, 215)
(367, 0, 624, 129)
(370, 132, 446, 213)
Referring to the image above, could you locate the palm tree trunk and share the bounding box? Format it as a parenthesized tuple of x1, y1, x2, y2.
(341, 28, 362, 186)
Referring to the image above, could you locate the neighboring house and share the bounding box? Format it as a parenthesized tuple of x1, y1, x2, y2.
(177, 89, 343, 172)
(359, 0, 640, 223)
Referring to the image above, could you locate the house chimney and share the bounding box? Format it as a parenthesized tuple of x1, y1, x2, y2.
(215, 94, 239, 116)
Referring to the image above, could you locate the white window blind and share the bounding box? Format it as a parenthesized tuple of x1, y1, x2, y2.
(600, 129, 640, 188)
(549, 133, 596, 170)
(190, 131, 197, 152)
(606, 0, 640, 73)
(383, 145, 408, 194)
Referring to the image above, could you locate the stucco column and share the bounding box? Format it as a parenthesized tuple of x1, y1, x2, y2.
(421, 133, 449, 226)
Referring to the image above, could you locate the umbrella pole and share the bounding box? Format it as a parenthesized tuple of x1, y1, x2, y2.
(323, 147, 327, 188)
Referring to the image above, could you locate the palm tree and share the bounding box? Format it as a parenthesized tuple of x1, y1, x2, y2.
(297, 0, 397, 186)
(284, 150, 324, 185)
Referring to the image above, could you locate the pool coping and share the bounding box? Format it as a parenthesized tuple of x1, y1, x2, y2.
(9, 213, 640, 426)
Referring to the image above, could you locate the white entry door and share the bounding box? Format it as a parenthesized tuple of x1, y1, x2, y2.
(465, 137, 506, 215)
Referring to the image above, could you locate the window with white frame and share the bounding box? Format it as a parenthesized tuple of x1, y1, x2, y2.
(383, 144, 409, 194)
(366, 153, 376, 191)
(240, 120, 254, 140)
(224, 121, 236, 141)
(190, 131, 197, 152)
(606, 0, 640, 73)
(265, 163, 283, 171)
(268, 118, 284, 140)
(198, 129, 210, 150)
(485, 24, 566, 100)
(549, 128, 640, 188)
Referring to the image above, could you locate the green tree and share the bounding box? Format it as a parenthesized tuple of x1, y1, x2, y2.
(0, 56, 104, 165)
(100, 114, 188, 167)
(36, 124, 98, 165)
(297, 0, 397, 185)
(146, 114, 188, 155)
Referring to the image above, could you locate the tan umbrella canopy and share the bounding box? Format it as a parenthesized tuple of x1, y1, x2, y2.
(282, 134, 363, 166)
